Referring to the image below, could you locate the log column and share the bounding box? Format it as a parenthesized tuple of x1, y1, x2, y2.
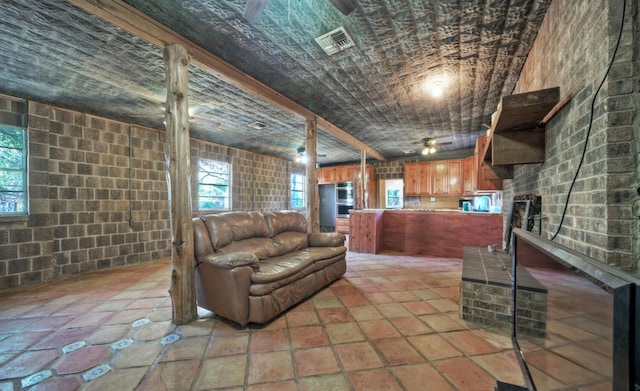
(164, 44, 197, 325)
(305, 118, 319, 233)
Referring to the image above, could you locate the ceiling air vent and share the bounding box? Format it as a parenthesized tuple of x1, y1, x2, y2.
(315, 27, 354, 56)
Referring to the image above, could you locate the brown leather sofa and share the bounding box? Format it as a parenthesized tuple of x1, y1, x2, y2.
(192, 210, 347, 327)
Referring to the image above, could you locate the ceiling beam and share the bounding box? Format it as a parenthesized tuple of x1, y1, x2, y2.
(65, 0, 387, 162)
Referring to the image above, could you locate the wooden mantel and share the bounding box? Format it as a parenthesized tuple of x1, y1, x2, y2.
(481, 87, 561, 175)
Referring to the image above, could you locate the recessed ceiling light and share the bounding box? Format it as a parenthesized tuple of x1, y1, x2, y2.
(431, 81, 444, 98)
(248, 121, 267, 129)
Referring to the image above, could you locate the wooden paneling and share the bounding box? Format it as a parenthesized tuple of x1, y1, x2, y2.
(474, 136, 503, 190)
(348, 211, 384, 254)
(335, 217, 350, 234)
(380, 211, 503, 258)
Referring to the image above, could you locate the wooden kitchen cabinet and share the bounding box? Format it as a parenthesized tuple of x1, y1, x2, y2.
(463, 157, 475, 194)
(431, 161, 448, 195)
(447, 159, 463, 195)
(404, 159, 469, 196)
(317, 163, 376, 208)
(335, 217, 350, 234)
(403, 162, 421, 196)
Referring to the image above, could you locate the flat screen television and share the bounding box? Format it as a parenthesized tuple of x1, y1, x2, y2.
(504, 229, 639, 391)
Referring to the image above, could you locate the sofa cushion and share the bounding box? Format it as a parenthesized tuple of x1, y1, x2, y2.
(223, 211, 271, 241)
(249, 248, 346, 295)
(264, 211, 308, 237)
(250, 251, 314, 283)
(272, 231, 308, 256)
(202, 215, 234, 251)
(218, 237, 277, 260)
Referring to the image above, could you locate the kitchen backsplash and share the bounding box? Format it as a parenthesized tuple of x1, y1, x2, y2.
(404, 195, 459, 210)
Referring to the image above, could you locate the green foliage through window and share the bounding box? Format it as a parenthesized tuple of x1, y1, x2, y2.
(198, 159, 230, 210)
(291, 174, 305, 209)
(0, 125, 27, 214)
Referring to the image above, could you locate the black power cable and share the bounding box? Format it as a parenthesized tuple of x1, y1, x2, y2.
(551, 0, 627, 241)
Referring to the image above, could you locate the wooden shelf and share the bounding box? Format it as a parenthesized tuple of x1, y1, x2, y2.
(483, 87, 561, 170)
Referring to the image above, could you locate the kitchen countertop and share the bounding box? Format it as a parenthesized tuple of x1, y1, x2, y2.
(350, 208, 501, 215)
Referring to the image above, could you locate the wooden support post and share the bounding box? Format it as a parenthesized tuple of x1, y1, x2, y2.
(305, 118, 319, 233)
(360, 150, 367, 208)
(164, 44, 197, 325)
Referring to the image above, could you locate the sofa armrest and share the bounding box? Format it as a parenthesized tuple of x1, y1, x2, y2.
(309, 232, 346, 247)
(198, 251, 260, 271)
(195, 251, 259, 327)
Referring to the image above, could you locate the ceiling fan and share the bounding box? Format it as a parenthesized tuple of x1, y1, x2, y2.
(243, 0, 358, 22)
(420, 137, 452, 156)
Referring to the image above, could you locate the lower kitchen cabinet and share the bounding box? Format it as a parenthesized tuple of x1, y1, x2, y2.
(335, 217, 350, 234)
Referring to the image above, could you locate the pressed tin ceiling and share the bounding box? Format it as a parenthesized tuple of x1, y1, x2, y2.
(0, 0, 551, 165)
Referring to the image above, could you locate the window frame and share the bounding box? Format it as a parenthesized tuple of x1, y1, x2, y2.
(0, 124, 28, 216)
(197, 158, 231, 211)
(290, 173, 305, 210)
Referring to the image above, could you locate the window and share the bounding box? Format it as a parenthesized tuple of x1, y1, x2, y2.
(291, 174, 305, 209)
(385, 179, 403, 209)
(198, 159, 230, 210)
(0, 125, 27, 215)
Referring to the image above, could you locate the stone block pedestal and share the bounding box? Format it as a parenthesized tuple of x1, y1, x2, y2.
(461, 246, 548, 337)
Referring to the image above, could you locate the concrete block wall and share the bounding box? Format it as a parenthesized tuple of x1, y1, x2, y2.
(506, 0, 639, 270)
(0, 98, 295, 290)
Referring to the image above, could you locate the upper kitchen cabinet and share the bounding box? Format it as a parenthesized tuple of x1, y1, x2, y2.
(462, 157, 475, 194)
(317, 163, 376, 208)
(404, 162, 431, 196)
(403, 159, 468, 196)
(447, 159, 464, 195)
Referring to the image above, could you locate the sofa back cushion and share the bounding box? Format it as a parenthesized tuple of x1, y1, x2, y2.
(201, 211, 270, 251)
(272, 231, 309, 256)
(264, 211, 308, 237)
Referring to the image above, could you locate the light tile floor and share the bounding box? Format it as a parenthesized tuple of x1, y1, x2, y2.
(0, 251, 611, 390)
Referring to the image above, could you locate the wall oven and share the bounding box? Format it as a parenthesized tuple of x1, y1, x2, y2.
(335, 182, 354, 203)
(336, 182, 354, 217)
(336, 204, 354, 218)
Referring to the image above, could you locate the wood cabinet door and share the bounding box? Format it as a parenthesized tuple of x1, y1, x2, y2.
(418, 162, 432, 195)
(447, 160, 463, 195)
(462, 157, 474, 194)
(404, 163, 420, 196)
(432, 161, 448, 194)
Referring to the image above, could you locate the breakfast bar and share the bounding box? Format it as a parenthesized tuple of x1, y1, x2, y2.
(349, 209, 503, 258)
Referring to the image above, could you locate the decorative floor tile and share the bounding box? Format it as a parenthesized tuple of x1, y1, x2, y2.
(20, 369, 52, 388)
(131, 318, 151, 328)
(61, 341, 86, 354)
(160, 333, 181, 345)
(111, 338, 134, 350)
(82, 364, 110, 382)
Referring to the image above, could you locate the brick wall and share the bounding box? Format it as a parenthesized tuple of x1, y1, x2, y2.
(0, 98, 296, 290)
(506, 0, 639, 270)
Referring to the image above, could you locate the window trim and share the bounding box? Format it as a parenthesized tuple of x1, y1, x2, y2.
(197, 158, 231, 211)
(290, 173, 305, 210)
(0, 124, 28, 216)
